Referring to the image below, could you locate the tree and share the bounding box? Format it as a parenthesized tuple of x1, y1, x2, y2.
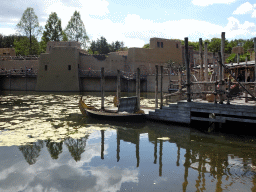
(16, 7, 42, 54)
(42, 12, 62, 42)
(65, 10, 89, 48)
(142, 43, 150, 49)
(14, 36, 40, 56)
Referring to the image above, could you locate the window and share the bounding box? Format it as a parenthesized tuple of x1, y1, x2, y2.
(157, 42, 160, 47)
(176, 44, 178, 48)
(68, 65, 71, 70)
(45, 65, 48, 71)
(161, 42, 163, 48)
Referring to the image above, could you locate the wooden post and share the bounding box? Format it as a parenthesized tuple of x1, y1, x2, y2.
(254, 38, 256, 96)
(245, 68, 248, 103)
(136, 67, 140, 111)
(199, 38, 204, 81)
(155, 65, 158, 108)
(160, 66, 163, 109)
(185, 37, 191, 102)
(101, 67, 105, 110)
(204, 42, 208, 81)
(227, 78, 231, 105)
(220, 32, 225, 104)
(218, 52, 224, 104)
(117, 70, 121, 106)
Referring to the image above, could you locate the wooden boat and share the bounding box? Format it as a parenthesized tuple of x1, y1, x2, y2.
(79, 96, 146, 122)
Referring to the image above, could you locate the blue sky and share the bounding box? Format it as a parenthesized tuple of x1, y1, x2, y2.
(1, 0, 256, 48)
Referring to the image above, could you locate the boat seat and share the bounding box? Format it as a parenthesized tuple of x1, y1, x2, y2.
(118, 96, 138, 113)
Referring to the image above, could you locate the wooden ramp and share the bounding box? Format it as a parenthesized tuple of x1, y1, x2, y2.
(148, 101, 256, 124)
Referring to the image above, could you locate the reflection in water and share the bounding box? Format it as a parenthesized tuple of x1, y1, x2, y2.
(46, 140, 63, 160)
(65, 135, 89, 162)
(2, 92, 256, 191)
(19, 140, 43, 165)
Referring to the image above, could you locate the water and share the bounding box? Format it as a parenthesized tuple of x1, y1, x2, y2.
(1, 91, 256, 191)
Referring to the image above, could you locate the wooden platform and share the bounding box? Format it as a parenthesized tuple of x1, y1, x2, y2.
(147, 100, 256, 124)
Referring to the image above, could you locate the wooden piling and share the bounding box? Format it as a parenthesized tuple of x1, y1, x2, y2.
(160, 66, 163, 109)
(204, 42, 208, 81)
(254, 37, 256, 96)
(117, 70, 121, 105)
(218, 52, 223, 104)
(220, 32, 225, 104)
(155, 65, 158, 108)
(199, 38, 204, 81)
(136, 67, 140, 111)
(101, 67, 105, 110)
(185, 37, 191, 102)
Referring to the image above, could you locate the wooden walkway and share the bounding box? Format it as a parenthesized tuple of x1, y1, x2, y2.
(148, 100, 256, 124)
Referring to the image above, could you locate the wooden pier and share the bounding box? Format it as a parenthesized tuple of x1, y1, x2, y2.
(148, 100, 256, 124)
(148, 32, 256, 126)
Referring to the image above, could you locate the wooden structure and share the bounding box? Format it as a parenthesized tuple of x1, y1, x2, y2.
(148, 32, 256, 125)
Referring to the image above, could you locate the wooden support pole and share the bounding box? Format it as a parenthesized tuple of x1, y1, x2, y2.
(185, 37, 191, 102)
(221, 32, 225, 80)
(204, 42, 208, 81)
(199, 38, 204, 81)
(218, 52, 224, 104)
(160, 66, 163, 109)
(220, 32, 225, 104)
(136, 67, 140, 111)
(155, 65, 158, 108)
(101, 67, 105, 110)
(245, 68, 248, 103)
(117, 70, 121, 105)
(254, 37, 256, 96)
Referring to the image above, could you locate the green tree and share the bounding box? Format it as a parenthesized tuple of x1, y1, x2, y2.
(143, 43, 150, 49)
(62, 31, 68, 41)
(65, 10, 89, 48)
(42, 12, 62, 42)
(14, 36, 40, 56)
(16, 7, 42, 54)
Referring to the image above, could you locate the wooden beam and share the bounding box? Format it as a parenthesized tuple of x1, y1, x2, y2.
(155, 65, 158, 108)
(185, 37, 191, 102)
(101, 67, 105, 110)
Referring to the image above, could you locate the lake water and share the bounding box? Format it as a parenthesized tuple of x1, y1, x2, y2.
(1, 91, 256, 192)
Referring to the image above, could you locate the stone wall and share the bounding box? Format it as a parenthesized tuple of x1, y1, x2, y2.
(0, 76, 37, 91)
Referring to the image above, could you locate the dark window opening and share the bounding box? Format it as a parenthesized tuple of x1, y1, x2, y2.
(68, 65, 71, 70)
(161, 42, 163, 48)
(78, 64, 80, 68)
(157, 42, 160, 47)
(45, 65, 48, 71)
(176, 44, 178, 48)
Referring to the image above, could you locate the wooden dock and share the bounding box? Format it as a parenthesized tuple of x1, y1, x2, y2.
(148, 100, 256, 124)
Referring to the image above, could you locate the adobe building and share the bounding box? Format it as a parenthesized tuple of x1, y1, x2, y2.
(36, 42, 81, 92)
(35, 38, 183, 92)
(0, 48, 16, 56)
(1, 38, 185, 92)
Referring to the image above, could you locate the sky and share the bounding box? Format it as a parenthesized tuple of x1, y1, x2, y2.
(1, 0, 256, 48)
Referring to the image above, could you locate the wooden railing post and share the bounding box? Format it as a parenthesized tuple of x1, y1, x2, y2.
(155, 65, 158, 108)
(136, 67, 140, 111)
(254, 37, 256, 96)
(185, 37, 191, 102)
(101, 67, 105, 110)
(199, 38, 204, 81)
(160, 66, 163, 109)
(218, 52, 224, 104)
(117, 70, 121, 106)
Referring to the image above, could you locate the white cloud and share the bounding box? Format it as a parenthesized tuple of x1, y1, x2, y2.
(192, 0, 236, 6)
(0, 28, 17, 36)
(224, 17, 256, 38)
(233, 2, 254, 15)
